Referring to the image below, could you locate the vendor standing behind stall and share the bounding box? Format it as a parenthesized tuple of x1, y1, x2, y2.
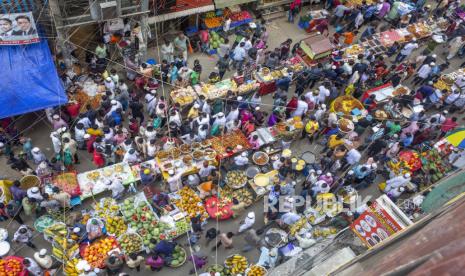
(86, 218, 105, 241)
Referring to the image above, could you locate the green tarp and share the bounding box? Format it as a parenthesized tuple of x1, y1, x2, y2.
(421, 170, 465, 213)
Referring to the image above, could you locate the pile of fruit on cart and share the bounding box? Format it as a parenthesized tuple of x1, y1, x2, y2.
(225, 254, 248, 275)
(82, 237, 118, 268)
(172, 187, 209, 221)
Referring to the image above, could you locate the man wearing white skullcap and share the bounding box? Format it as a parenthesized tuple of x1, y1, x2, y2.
(238, 212, 256, 233)
(33, 249, 53, 269)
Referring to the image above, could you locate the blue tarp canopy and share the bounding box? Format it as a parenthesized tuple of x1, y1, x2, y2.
(0, 38, 68, 119)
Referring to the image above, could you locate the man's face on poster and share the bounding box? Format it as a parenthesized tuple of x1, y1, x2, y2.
(0, 19, 12, 33)
(17, 18, 31, 31)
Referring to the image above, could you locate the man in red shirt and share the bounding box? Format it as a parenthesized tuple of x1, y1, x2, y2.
(440, 117, 458, 137)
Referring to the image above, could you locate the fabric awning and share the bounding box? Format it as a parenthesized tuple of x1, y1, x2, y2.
(148, 5, 215, 24)
(214, 0, 257, 9)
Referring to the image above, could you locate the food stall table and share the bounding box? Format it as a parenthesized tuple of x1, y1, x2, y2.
(209, 130, 251, 160)
(379, 30, 405, 47)
(170, 86, 198, 108)
(250, 127, 276, 148)
(156, 144, 218, 181)
(131, 159, 159, 181)
(248, 170, 278, 199)
(361, 83, 410, 103)
(77, 162, 135, 200)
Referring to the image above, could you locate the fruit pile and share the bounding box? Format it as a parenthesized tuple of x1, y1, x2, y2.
(165, 217, 190, 239)
(83, 237, 118, 268)
(120, 196, 168, 247)
(226, 171, 248, 189)
(168, 245, 186, 267)
(172, 187, 208, 221)
(94, 198, 119, 216)
(0, 258, 23, 275)
(208, 264, 231, 276)
(205, 17, 222, 29)
(209, 31, 224, 49)
(118, 233, 143, 254)
(225, 255, 248, 275)
(52, 238, 79, 261)
(247, 265, 267, 276)
(64, 259, 80, 276)
(230, 11, 251, 22)
(222, 186, 254, 206)
(44, 223, 68, 242)
(102, 215, 127, 236)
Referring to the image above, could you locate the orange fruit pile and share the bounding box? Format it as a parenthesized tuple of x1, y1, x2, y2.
(0, 258, 23, 276)
(83, 237, 118, 268)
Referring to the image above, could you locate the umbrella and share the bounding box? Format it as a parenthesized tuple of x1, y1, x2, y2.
(445, 128, 465, 149)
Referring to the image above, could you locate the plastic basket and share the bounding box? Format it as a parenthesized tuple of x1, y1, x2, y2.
(19, 175, 40, 190)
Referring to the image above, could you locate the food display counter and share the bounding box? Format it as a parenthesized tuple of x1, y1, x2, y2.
(77, 162, 135, 200)
(208, 130, 251, 160)
(362, 83, 410, 103)
(170, 86, 198, 107)
(197, 79, 238, 100)
(156, 142, 218, 181)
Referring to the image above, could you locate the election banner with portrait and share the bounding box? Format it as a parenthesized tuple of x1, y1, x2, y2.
(0, 12, 39, 45)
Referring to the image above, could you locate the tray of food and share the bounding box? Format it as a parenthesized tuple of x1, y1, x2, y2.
(252, 151, 269, 166)
(225, 171, 248, 189)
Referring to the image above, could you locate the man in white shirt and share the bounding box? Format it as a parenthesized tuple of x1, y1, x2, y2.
(292, 96, 309, 117)
(395, 39, 418, 63)
(233, 152, 249, 169)
(317, 85, 330, 105)
(212, 112, 226, 128)
(105, 178, 125, 199)
(344, 148, 361, 170)
(226, 107, 239, 122)
(198, 161, 216, 181)
(145, 90, 157, 115)
(233, 42, 247, 70)
(414, 62, 433, 85)
(104, 77, 115, 92)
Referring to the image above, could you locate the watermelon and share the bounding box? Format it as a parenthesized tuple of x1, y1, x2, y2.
(171, 260, 179, 266)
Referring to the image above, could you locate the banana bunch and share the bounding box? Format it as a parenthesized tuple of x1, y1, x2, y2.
(289, 217, 308, 236)
(44, 223, 68, 239)
(52, 238, 79, 260)
(225, 255, 248, 274)
(64, 258, 80, 276)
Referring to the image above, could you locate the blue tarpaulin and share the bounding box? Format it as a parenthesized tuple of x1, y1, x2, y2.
(0, 38, 68, 119)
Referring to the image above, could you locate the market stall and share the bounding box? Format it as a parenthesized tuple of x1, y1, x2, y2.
(271, 117, 304, 140)
(170, 85, 199, 107)
(433, 68, 465, 92)
(77, 162, 135, 200)
(361, 83, 411, 103)
(208, 130, 251, 160)
(170, 187, 209, 222)
(197, 78, 238, 100)
(203, 9, 253, 30)
(330, 95, 365, 116)
(156, 142, 218, 181)
(297, 33, 335, 67)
